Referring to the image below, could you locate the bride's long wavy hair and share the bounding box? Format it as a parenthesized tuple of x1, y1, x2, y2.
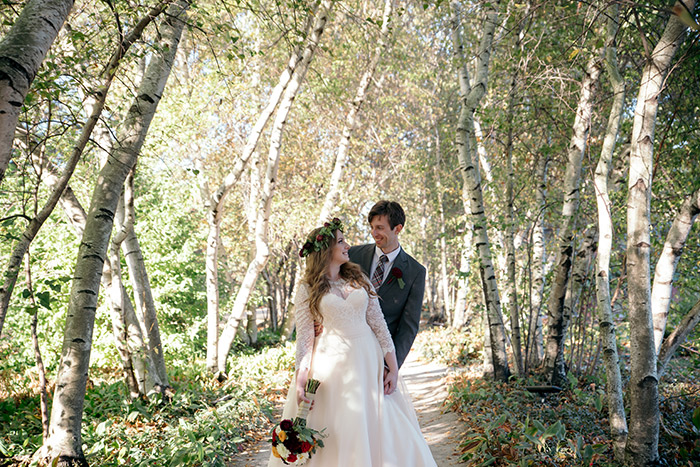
(302, 227, 375, 324)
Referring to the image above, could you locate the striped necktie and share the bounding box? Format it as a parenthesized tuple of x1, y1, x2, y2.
(371, 255, 388, 289)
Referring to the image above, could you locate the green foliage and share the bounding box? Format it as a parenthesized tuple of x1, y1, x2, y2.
(0, 342, 295, 466)
(448, 376, 612, 466)
(413, 326, 481, 366)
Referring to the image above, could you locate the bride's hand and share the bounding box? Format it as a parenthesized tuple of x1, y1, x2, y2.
(296, 369, 311, 405)
(383, 368, 398, 395)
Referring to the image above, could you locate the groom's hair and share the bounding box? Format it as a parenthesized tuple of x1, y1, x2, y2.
(368, 200, 405, 229)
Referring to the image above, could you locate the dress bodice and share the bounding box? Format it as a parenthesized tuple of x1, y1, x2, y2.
(295, 280, 395, 373)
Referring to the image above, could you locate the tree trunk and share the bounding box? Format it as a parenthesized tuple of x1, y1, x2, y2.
(0, 1, 171, 337)
(503, 24, 525, 375)
(452, 224, 473, 328)
(25, 252, 49, 440)
(563, 228, 596, 370)
(203, 4, 321, 370)
(450, 0, 510, 382)
(543, 50, 602, 387)
(203, 178, 222, 371)
(0, 0, 74, 184)
(112, 158, 169, 391)
(651, 187, 700, 352)
(525, 155, 548, 371)
(123, 222, 169, 390)
(624, 3, 695, 464)
(108, 185, 143, 399)
(318, 0, 394, 222)
(32, 147, 156, 397)
(217, 0, 334, 375)
(593, 3, 627, 458)
(35, 3, 188, 462)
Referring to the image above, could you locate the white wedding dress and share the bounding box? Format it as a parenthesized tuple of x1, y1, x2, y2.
(268, 280, 436, 467)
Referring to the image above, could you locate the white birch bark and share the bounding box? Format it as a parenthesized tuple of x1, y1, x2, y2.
(593, 3, 627, 457)
(203, 5, 320, 371)
(109, 182, 144, 399)
(526, 155, 548, 370)
(543, 50, 602, 387)
(217, 0, 334, 375)
(625, 3, 695, 464)
(651, 187, 700, 352)
(450, 0, 510, 381)
(317, 0, 394, 222)
(202, 179, 221, 371)
(0, 2, 171, 336)
(0, 0, 74, 184)
(36, 3, 189, 462)
(452, 225, 473, 328)
(503, 21, 526, 375)
(123, 223, 169, 390)
(31, 149, 156, 397)
(119, 165, 168, 389)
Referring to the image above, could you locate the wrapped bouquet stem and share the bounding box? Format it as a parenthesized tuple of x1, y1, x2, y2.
(293, 378, 320, 428)
(270, 378, 326, 465)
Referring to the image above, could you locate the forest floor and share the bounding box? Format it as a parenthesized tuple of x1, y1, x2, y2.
(228, 350, 464, 466)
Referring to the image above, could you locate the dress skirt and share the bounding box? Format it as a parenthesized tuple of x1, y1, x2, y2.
(268, 325, 436, 467)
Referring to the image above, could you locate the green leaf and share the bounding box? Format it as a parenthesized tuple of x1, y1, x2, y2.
(692, 407, 700, 429)
(37, 291, 51, 309)
(96, 419, 109, 436)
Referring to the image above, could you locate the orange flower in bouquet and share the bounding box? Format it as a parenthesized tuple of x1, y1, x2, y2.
(270, 378, 326, 465)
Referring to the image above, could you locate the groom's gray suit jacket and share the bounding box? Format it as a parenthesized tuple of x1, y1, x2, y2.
(348, 244, 426, 368)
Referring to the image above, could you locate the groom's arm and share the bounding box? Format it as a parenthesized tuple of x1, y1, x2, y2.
(393, 263, 426, 368)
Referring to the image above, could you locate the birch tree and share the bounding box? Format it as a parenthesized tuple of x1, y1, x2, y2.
(651, 187, 700, 354)
(217, 0, 334, 376)
(592, 2, 627, 458)
(525, 154, 548, 370)
(450, 0, 510, 382)
(121, 181, 169, 390)
(0, 1, 171, 336)
(543, 42, 603, 387)
(625, 2, 695, 464)
(31, 148, 162, 397)
(317, 0, 394, 222)
(35, 2, 189, 462)
(0, 0, 74, 185)
(108, 172, 143, 399)
(203, 2, 320, 372)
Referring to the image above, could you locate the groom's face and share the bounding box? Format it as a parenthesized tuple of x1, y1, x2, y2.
(370, 215, 402, 252)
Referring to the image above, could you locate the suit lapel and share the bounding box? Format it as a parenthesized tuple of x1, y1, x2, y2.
(358, 244, 375, 277)
(380, 248, 409, 290)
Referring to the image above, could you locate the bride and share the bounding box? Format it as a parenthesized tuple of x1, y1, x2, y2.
(268, 219, 436, 466)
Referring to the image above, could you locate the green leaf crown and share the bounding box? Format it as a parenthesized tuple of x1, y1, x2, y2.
(299, 218, 344, 258)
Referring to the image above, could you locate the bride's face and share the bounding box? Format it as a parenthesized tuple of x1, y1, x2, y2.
(330, 231, 350, 266)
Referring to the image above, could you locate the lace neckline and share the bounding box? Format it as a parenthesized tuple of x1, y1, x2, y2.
(327, 277, 349, 299)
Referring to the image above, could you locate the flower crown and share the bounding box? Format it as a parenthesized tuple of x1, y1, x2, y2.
(299, 218, 344, 258)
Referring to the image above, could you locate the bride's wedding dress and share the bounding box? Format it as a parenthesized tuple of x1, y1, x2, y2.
(268, 280, 436, 467)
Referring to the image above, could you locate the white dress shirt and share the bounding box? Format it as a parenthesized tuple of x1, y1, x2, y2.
(370, 245, 402, 286)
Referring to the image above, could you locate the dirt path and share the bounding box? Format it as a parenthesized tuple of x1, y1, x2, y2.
(229, 351, 463, 466)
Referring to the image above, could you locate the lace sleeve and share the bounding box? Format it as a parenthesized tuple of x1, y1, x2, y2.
(294, 283, 315, 373)
(366, 289, 395, 355)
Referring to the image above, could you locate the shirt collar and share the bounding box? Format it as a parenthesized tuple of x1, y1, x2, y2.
(374, 245, 401, 263)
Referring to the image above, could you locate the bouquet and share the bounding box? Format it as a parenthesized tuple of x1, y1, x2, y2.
(270, 378, 326, 465)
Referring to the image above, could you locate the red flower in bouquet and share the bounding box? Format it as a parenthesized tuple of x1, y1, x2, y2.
(270, 379, 326, 465)
(390, 267, 405, 289)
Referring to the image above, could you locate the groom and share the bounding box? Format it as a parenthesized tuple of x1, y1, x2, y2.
(349, 200, 426, 369)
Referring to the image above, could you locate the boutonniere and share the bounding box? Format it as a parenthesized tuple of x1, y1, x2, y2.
(390, 267, 405, 289)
